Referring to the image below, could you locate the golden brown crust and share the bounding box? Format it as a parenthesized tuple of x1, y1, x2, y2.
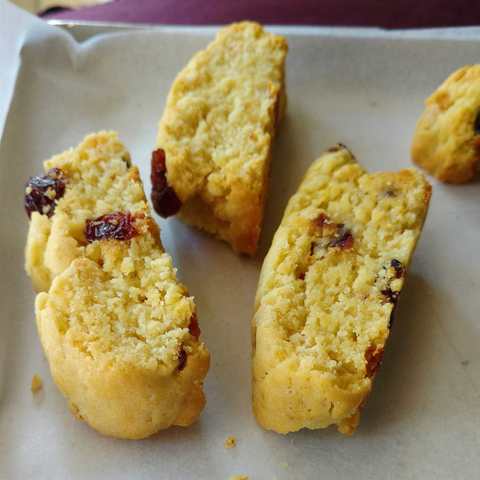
(412, 65, 480, 183)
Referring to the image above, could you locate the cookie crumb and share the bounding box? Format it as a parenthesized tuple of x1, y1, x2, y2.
(31, 374, 43, 394)
(229, 476, 248, 480)
(224, 435, 237, 449)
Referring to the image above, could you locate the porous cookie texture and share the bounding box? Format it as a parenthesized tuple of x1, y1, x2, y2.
(25, 131, 142, 292)
(252, 145, 431, 434)
(26, 132, 209, 439)
(153, 21, 288, 255)
(411, 65, 480, 183)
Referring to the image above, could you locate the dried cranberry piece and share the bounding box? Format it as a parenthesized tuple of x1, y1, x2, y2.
(152, 187, 182, 218)
(150, 149, 182, 218)
(381, 288, 399, 304)
(85, 212, 137, 243)
(177, 347, 187, 371)
(365, 345, 384, 377)
(312, 214, 354, 252)
(24, 168, 66, 218)
(329, 227, 354, 250)
(151, 149, 167, 191)
(390, 259, 404, 278)
(327, 143, 348, 153)
(388, 304, 398, 329)
(385, 189, 396, 197)
(313, 212, 329, 228)
(188, 314, 201, 339)
(327, 143, 356, 160)
(474, 111, 480, 134)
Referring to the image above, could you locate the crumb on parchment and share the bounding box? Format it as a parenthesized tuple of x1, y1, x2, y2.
(224, 435, 237, 449)
(31, 374, 43, 393)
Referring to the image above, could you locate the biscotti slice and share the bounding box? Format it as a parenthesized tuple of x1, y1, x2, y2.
(25, 131, 209, 439)
(411, 65, 480, 183)
(252, 145, 431, 434)
(151, 21, 288, 255)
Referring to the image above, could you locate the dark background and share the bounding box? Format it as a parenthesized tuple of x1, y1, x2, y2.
(42, 0, 480, 29)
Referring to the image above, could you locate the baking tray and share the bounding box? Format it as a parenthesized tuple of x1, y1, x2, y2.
(1, 9, 479, 480)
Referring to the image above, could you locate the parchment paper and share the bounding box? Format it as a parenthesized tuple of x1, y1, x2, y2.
(1, 2, 479, 478)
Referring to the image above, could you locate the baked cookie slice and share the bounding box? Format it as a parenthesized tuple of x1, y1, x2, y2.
(25, 132, 209, 439)
(411, 65, 480, 183)
(152, 21, 288, 255)
(252, 145, 431, 434)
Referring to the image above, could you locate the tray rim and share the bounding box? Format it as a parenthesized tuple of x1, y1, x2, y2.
(46, 18, 480, 41)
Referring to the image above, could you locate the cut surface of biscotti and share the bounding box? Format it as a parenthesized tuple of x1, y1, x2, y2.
(25, 131, 142, 292)
(25, 131, 209, 439)
(152, 21, 288, 255)
(411, 65, 480, 183)
(252, 145, 431, 434)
